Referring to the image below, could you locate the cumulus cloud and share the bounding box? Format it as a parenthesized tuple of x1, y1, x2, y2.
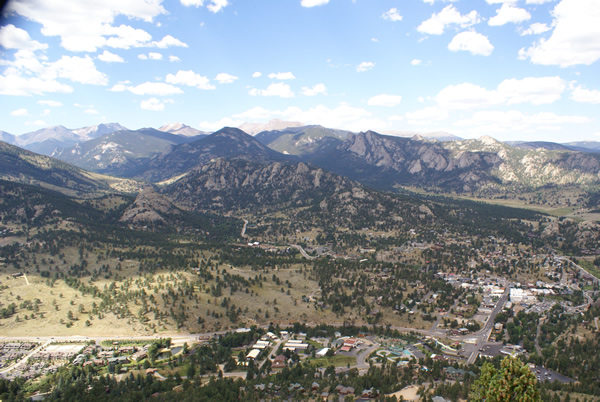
(215, 73, 238, 84)
(249, 82, 294, 98)
(367, 94, 402, 107)
(448, 31, 494, 56)
(97, 50, 124, 62)
(300, 0, 329, 7)
(152, 35, 188, 48)
(148, 52, 163, 60)
(230, 103, 384, 131)
(417, 5, 480, 35)
(6, 0, 167, 52)
(519, 0, 600, 67)
(84, 108, 99, 114)
(180, 0, 229, 12)
(411, 59, 422, 66)
(268, 72, 296, 80)
(436, 76, 566, 109)
(0, 24, 47, 50)
(489, 3, 531, 26)
(356, 61, 375, 72)
(10, 108, 29, 116)
(570, 85, 600, 104)
(455, 110, 591, 133)
(169, 55, 180, 62)
(520, 22, 551, 35)
(165, 70, 215, 90)
(301, 83, 327, 96)
(140, 97, 173, 111)
(382, 8, 403, 22)
(0, 51, 108, 95)
(252, 72, 262, 78)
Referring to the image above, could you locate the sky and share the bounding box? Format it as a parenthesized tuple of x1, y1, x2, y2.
(0, 0, 599, 142)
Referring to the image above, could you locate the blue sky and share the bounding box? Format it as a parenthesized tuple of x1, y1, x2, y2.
(1, 0, 599, 142)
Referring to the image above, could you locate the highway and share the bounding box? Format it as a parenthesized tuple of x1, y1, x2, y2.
(466, 287, 509, 365)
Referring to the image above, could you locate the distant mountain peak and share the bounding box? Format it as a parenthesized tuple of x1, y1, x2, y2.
(238, 119, 304, 135)
(159, 122, 206, 137)
(477, 135, 501, 146)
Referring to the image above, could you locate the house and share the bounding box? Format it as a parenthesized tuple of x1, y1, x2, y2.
(336, 385, 355, 396)
(343, 338, 359, 349)
(246, 349, 260, 360)
(316, 347, 330, 357)
(272, 354, 286, 368)
(361, 388, 379, 398)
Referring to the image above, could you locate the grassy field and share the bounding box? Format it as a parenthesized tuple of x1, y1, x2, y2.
(304, 354, 356, 368)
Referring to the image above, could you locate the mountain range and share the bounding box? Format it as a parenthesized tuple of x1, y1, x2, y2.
(3, 120, 600, 209)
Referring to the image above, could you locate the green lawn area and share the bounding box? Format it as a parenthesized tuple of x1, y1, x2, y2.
(307, 339, 323, 349)
(304, 355, 356, 368)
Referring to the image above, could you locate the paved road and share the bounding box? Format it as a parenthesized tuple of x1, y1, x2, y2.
(240, 219, 248, 238)
(467, 287, 509, 365)
(290, 244, 316, 260)
(0, 340, 50, 375)
(559, 256, 600, 285)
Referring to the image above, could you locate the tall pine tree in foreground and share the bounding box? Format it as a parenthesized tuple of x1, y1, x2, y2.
(470, 356, 540, 401)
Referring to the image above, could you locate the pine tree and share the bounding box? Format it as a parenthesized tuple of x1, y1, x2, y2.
(469, 356, 541, 401)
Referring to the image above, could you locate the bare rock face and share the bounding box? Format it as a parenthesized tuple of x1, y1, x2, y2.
(120, 187, 180, 225)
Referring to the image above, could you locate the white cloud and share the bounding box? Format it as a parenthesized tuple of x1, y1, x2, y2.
(405, 107, 449, 125)
(233, 103, 385, 131)
(437, 83, 503, 109)
(138, 54, 148, 60)
(456, 110, 591, 132)
(152, 35, 188, 48)
(169, 55, 181, 62)
(10, 108, 29, 116)
(215, 73, 238, 84)
(268, 72, 296, 80)
(6, 0, 166, 52)
(38, 100, 63, 107)
(0, 24, 47, 51)
(207, 0, 229, 12)
(525, 0, 554, 4)
(252, 72, 262, 78)
(436, 76, 565, 109)
(110, 82, 184, 95)
(489, 3, 531, 26)
(148, 52, 163, 60)
(97, 50, 124, 63)
(411, 59, 422, 66)
(104, 25, 153, 50)
(165, 70, 215, 90)
(520, 22, 551, 35)
(140, 97, 173, 111)
(519, 0, 600, 67)
(356, 61, 375, 72)
(448, 31, 494, 56)
(85, 108, 99, 114)
(249, 82, 295, 98)
(180, 0, 229, 12)
(497, 76, 566, 104)
(301, 83, 327, 96)
(367, 94, 402, 107)
(382, 8, 403, 22)
(570, 85, 600, 104)
(44, 55, 108, 85)
(417, 5, 480, 35)
(300, 0, 329, 7)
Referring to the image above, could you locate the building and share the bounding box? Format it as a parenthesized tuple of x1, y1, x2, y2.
(343, 338, 359, 349)
(246, 349, 260, 360)
(316, 348, 330, 357)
